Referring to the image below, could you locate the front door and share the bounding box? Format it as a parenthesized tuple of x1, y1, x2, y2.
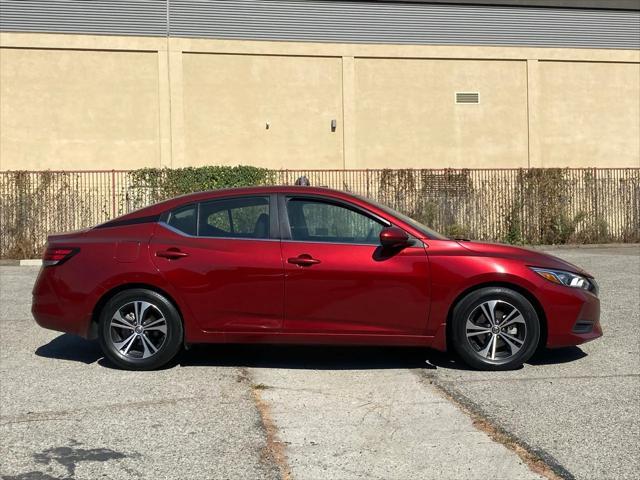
(150, 195, 284, 331)
(280, 195, 430, 335)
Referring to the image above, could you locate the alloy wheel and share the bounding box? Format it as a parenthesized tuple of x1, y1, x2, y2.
(465, 300, 527, 361)
(109, 301, 168, 360)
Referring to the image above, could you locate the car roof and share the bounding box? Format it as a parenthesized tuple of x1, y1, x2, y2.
(165, 185, 357, 206)
(175, 185, 344, 199)
(118, 186, 366, 219)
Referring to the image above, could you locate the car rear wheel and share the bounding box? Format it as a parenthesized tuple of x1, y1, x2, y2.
(451, 287, 540, 371)
(98, 289, 183, 370)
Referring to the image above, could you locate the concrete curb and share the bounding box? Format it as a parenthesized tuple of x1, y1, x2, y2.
(19, 259, 42, 266)
(533, 243, 639, 250)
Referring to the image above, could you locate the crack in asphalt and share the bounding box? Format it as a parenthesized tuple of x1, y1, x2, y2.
(0, 396, 235, 425)
(417, 371, 575, 480)
(238, 368, 292, 480)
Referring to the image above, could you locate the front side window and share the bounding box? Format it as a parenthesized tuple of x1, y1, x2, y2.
(166, 204, 197, 236)
(199, 196, 270, 239)
(353, 193, 448, 240)
(286, 198, 384, 244)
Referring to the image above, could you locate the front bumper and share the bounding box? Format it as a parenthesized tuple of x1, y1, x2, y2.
(544, 284, 602, 348)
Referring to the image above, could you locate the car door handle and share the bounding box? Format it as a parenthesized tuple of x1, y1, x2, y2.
(156, 248, 189, 259)
(288, 255, 321, 266)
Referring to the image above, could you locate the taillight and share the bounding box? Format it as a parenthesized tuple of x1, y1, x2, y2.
(43, 247, 79, 266)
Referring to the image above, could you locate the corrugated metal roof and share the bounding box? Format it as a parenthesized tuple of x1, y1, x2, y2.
(1, 0, 638, 49)
(169, 0, 640, 49)
(374, 1, 640, 11)
(0, 0, 167, 37)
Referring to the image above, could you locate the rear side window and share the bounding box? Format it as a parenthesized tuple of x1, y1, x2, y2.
(166, 204, 197, 236)
(199, 196, 270, 239)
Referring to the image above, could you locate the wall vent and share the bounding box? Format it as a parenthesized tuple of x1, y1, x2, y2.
(455, 92, 480, 104)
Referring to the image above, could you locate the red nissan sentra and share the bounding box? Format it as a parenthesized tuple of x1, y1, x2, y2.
(32, 186, 602, 371)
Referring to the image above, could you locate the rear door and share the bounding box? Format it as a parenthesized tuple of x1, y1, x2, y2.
(150, 195, 284, 331)
(280, 195, 430, 335)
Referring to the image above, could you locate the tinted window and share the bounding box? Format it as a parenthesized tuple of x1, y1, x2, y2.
(286, 198, 384, 244)
(352, 193, 448, 240)
(199, 196, 270, 239)
(167, 204, 197, 236)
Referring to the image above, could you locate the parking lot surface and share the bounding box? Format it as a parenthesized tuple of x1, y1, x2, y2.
(1, 246, 638, 479)
(431, 247, 640, 480)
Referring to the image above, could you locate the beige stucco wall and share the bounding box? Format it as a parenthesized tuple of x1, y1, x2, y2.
(0, 46, 161, 170)
(535, 61, 640, 167)
(353, 58, 529, 168)
(182, 53, 343, 169)
(0, 32, 639, 171)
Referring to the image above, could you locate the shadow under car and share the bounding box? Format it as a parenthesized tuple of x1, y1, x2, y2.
(35, 333, 588, 371)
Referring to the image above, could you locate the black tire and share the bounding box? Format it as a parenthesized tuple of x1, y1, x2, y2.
(450, 287, 540, 371)
(98, 288, 183, 370)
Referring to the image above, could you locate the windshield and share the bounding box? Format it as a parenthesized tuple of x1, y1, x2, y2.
(354, 195, 449, 240)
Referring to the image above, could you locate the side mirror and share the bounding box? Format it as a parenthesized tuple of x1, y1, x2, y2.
(379, 227, 410, 249)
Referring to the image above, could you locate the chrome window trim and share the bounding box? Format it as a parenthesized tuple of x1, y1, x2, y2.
(157, 221, 281, 242)
(159, 221, 421, 247)
(280, 238, 424, 248)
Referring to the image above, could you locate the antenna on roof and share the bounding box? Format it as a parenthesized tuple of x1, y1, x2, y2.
(294, 176, 311, 186)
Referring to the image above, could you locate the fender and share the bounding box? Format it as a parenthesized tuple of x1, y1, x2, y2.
(89, 246, 201, 341)
(425, 244, 545, 351)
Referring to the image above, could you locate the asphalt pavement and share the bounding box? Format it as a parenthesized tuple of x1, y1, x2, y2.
(427, 246, 640, 480)
(0, 246, 638, 480)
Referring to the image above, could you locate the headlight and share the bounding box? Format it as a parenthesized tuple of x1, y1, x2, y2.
(530, 267, 597, 294)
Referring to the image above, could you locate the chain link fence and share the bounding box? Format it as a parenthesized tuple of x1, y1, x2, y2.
(1, 168, 638, 258)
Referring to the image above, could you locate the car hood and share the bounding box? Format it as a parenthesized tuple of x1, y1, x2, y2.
(457, 241, 592, 277)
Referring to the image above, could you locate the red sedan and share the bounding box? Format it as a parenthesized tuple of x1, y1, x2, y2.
(32, 186, 602, 370)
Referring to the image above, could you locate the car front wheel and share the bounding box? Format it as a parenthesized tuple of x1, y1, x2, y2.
(451, 287, 540, 370)
(98, 289, 183, 370)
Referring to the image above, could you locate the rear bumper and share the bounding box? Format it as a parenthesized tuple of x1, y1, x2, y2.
(31, 267, 93, 338)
